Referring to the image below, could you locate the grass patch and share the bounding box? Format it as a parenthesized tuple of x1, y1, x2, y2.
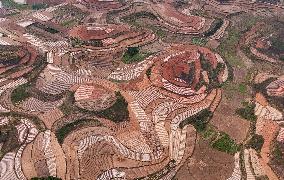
(238, 83, 247, 94)
(122, 52, 148, 64)
(202, 126, 217, 139)
(54, 4, 88, 26)
(191, 37, 207, 46)
(201, 126, 240, 154)
(218, 28, 243, 67)
(212, 132, 240, 154)
(56, 118, 101, 144)
(59, 103, 73, 116)
(11, 83, 30, 104)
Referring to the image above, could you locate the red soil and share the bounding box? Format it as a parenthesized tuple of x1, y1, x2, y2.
(159, 3, 203, 29)
(158, 45, 218, 89)
(69, 24, 127, 41)
(255, 39, 270, 50)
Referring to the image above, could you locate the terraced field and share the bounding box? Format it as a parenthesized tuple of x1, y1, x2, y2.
(0, 0, 283, 180)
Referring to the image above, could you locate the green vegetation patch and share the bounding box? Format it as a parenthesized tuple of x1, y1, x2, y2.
(94, 92, 129, 122)
(202, 126, 217, 139)
(212, 132, 240, 154)
(11, 83, 30, 104)
(217, 28, 243, 67)
(222, 81, 249, 99)
(238, 83, 247, 94)
(201, 126, 240, 154)
(1, 0, 30, 9)
(122, 47, 151, 64)
(31, 3, 48, 10)
(235, 102, 257, 122)
(180, 109, 213, 132)
(56, 118, 101, 144)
